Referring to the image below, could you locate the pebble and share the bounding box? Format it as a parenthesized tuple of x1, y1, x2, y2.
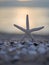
(37, 44, 46, 54)
(0, 40, 49, 62)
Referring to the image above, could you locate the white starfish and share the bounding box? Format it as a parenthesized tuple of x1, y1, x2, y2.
(14, 14, 44, 41)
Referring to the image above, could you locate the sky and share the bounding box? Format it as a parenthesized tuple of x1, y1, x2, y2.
(0, 0, 49, 35)
(0, 0, 49, 7)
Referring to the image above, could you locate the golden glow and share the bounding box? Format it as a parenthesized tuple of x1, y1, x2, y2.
(13, 7, 36, 29)
(0, 7, 49, 34)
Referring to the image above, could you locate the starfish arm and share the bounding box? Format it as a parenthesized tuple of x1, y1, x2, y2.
(26, 14, 29, 30)
(27, 33, 34, 41)
(14, 24, 26, 32)
(20, 34, 26, 41)
(30, 26, 44, 32)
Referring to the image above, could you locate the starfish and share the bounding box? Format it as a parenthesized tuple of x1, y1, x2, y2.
(14, 14, 44, 41)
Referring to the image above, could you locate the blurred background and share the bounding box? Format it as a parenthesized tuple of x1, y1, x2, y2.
(0, 0, 49, 40)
